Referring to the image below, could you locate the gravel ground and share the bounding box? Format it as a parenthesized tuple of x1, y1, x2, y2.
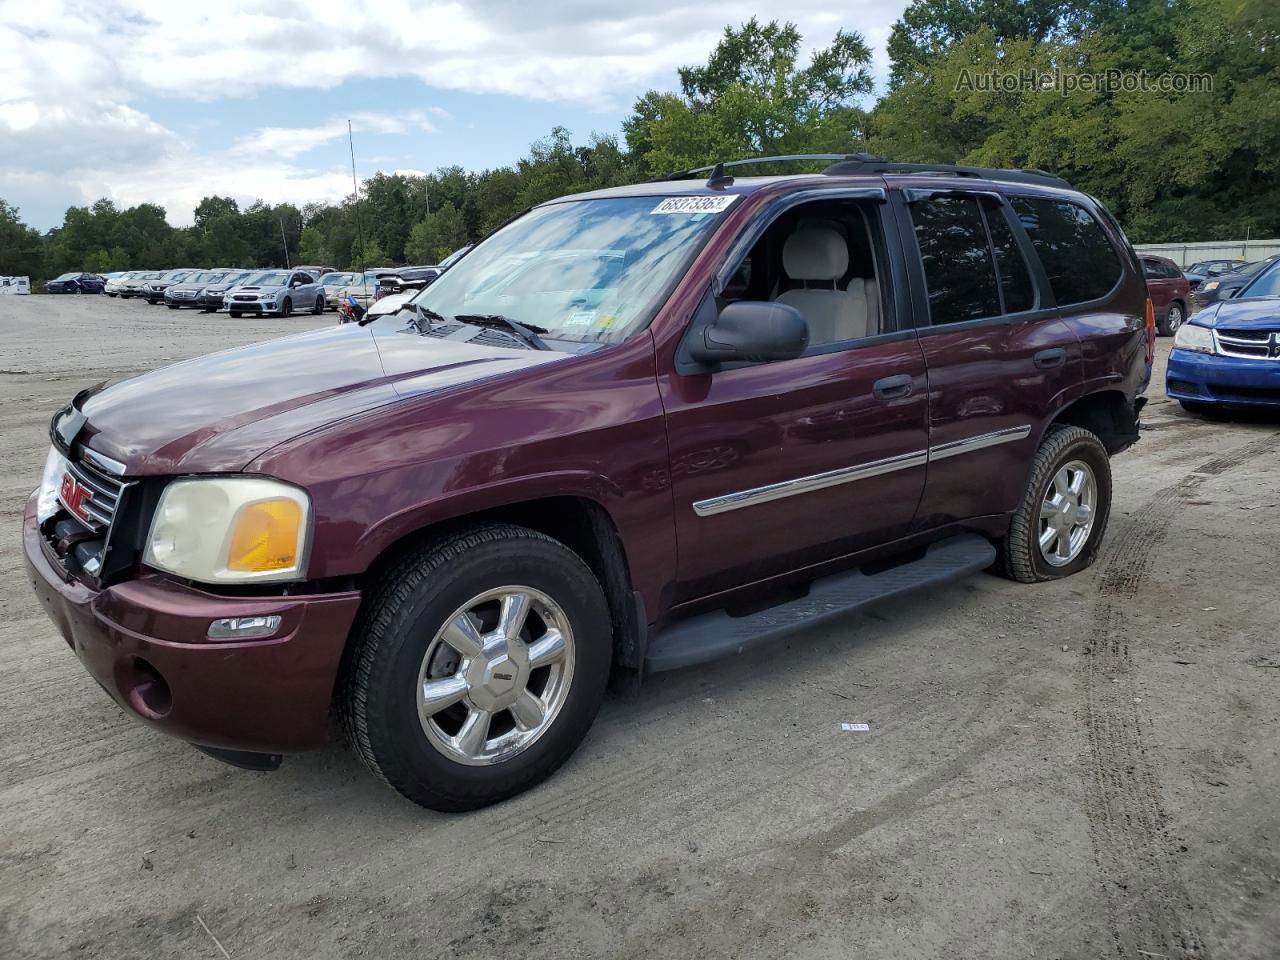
(1, 294, 1278, 960)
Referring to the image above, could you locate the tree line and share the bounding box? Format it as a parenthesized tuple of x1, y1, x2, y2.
(2, 0, 1275, 285)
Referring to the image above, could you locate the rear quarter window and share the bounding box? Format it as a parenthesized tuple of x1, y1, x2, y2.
(1011, 197, 1123, 305)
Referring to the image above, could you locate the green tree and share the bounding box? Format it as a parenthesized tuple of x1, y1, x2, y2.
(624, 19, 874, 176)
(350, 235, 389, 269)
(405, 202, 468, 263)
(193, 195, 240, 230)
(0, 199, 44, 280)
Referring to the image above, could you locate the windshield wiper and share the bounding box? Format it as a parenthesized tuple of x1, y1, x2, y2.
(358, 300, 447, 328)
(453, 314, 553, 351)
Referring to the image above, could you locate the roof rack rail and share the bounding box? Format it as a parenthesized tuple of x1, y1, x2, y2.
(822, 154, 1072, 189)
(653, 154, 860, 183)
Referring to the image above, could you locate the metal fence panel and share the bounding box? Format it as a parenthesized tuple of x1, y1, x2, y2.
(1134, 239, 1280, 266)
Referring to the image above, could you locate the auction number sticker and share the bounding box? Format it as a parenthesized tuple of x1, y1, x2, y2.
(651, 195, 738, 215)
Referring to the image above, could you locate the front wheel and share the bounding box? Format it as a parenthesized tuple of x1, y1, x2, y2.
(229, 310, 242, 318)
(312, 295, 324, 315)
(996, 425, 1112, 583)
(343, 524, 612, 811)
(279, 297, 292, 318)
(166, 304, 180, 310)
(1158, 302, 1184, 336)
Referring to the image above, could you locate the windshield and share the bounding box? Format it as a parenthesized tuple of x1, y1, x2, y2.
(1239, 259, 1280, 298)
(192, 271, 223, 282)
(55, 273, 78, 281)
(161, 270, 190, 281)
(321, 272, 357, 286)
(399, 196, 728, 344)
(244, 271, 289, 285)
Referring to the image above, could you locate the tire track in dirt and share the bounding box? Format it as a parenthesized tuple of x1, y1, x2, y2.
(1082, 430, 1278, 958)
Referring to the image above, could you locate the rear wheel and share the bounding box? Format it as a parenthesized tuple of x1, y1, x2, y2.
(996, 425, 1112, 583)
(1158, 302, 1184, 336)
(343, 524, 612, 811)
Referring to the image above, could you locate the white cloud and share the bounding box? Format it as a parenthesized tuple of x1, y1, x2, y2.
(0, 0, 907, 227)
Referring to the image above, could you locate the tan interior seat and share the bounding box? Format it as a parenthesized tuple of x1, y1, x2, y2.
(775, 227, 870, 345)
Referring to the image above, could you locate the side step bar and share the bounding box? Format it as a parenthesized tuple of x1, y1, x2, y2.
(644, 534, 995, 673)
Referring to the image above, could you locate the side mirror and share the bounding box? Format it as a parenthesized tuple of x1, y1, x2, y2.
(688, 301, 809, 366)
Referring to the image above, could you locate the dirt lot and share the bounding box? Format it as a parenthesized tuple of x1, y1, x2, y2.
(1, 294, 1277, 960)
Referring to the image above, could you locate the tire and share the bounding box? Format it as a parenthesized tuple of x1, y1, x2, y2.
(229, 310, 242, 318)
(1158, 301, 1185, 337)
(1179, 400, 1227, 418)
(995, 424, 1112, 583)
(312, 295, 324, 314)
(166, 304, 180, 310)
(343, 523, 612, 811)
(280, 297, 292, 318)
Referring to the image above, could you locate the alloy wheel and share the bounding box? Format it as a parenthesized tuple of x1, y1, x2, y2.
(415, 586, 575, 766)
(1167, 304, 1183, 333)
(1038, 459, 1097, 566)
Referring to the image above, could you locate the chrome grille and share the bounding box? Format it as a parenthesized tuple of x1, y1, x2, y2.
(63, 448, 126, 531)
(1215, 328, 1280, 360)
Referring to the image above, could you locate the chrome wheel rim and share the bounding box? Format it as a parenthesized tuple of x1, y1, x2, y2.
(1168, 305, 1183, 332)
(416, 586, 575, 766)
(1038, 459, 1096, 567)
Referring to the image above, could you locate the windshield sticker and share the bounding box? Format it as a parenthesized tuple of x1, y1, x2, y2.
(651, 195, 738, 215)
(564, 310, 597, 328)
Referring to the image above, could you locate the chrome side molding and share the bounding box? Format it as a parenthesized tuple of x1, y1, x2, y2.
(691, 424, 1032, 517)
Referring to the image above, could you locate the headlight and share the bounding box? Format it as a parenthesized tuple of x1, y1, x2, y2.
(1203, 281, 1219, 291)
(1173, 323, 1215, 355)
(144, 477, 311, 584)
(36, 446, 68, 523)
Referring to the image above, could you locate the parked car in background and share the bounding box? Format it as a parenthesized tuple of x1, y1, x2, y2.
(46, 272, 107, 295)
(317, 271, 361, 310)
(119, 271, 161, 298)
(1183, 258, 1239, 289)
(295, 264, 335, 277)
(1168, 257, 1280, 412)
(197, 270, 253, 313)
(142, 269, 198, 304)
(223, 269, 324, 317)
(1140, 255, 1191, 335)
(1194, 256, 1280, 307)
(0, 276, 32, 295)
(377, 265, 443, 297)
(104, 272, 136, 296)
(164, 270, 236, 309)
(339, 269, 401, 310)
(23, 156, 1152, 810)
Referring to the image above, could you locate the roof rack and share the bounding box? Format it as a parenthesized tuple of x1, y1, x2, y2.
(823, 153, 1072, 189)
(653, 152, 1072, 191)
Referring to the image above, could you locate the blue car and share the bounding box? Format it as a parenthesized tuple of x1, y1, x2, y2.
(1167, 258, 1280, 412)
(45, 272, 107, 294)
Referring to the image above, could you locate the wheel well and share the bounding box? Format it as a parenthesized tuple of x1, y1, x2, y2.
(1049, 390, 1137, 454)
(358, 496, 645, 676)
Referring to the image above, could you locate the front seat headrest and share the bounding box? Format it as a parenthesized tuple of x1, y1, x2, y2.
(782, 227, 849, 281)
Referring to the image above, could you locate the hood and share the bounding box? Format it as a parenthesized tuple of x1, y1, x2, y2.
(77, 322, 565, 474)
(1192, 297, 1280, 329)
(233, 284, 287, 293)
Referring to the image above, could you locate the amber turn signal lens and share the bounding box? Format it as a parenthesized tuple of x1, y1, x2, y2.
(226, 499, 303, 572)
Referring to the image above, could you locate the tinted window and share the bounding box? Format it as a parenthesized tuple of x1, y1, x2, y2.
(986, 205, 1035, 312)
(1011, 198, 1121, 305)
(911, 195, 1001, 324)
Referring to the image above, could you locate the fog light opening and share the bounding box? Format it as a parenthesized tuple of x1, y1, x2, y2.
(208, 614, 282, 640)
(126, 657, 173, 719)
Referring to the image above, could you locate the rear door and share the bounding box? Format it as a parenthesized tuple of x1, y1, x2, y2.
(1142, 257, 1173, 314)
(894, 187, 1083, 528)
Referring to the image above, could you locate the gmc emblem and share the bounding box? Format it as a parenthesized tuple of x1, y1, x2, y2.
(59, 472, 95, 524)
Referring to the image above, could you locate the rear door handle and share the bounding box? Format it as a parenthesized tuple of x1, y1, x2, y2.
(1033, 347, 1067, 369)
(872, 374, 914, 400)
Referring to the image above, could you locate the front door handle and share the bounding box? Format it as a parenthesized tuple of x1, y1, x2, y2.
(1034, 347, 1067, 369)
(872, 374, 914, 400)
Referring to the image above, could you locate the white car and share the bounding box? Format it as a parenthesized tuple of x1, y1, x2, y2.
(338, 270, 401, 311)
(0, 276, 31, 295)
(105, 271, 144, 297)
(222, 269, 325, 317)
(316, 271, 361, 310)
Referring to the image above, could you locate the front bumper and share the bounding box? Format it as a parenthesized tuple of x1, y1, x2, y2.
(23, 495, 362, 753)
(1166, 349, 1280, 406)
(224, 299, 282, 313)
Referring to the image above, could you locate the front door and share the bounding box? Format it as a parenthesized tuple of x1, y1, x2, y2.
(659, 195, 930, 602)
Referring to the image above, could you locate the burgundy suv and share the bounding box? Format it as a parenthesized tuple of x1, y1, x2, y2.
(24, 155, 1152, 810)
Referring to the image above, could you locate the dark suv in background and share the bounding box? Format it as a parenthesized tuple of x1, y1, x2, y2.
(25, 155, 1149, 811)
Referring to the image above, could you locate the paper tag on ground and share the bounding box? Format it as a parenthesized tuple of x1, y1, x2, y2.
(651, 196, 738, 215)
(841, 722, 870, 732)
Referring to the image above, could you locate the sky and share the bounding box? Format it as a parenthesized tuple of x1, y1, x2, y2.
(0, 1, 908, 231)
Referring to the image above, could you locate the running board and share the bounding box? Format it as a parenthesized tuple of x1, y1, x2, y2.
(644, 534, 995, 673)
